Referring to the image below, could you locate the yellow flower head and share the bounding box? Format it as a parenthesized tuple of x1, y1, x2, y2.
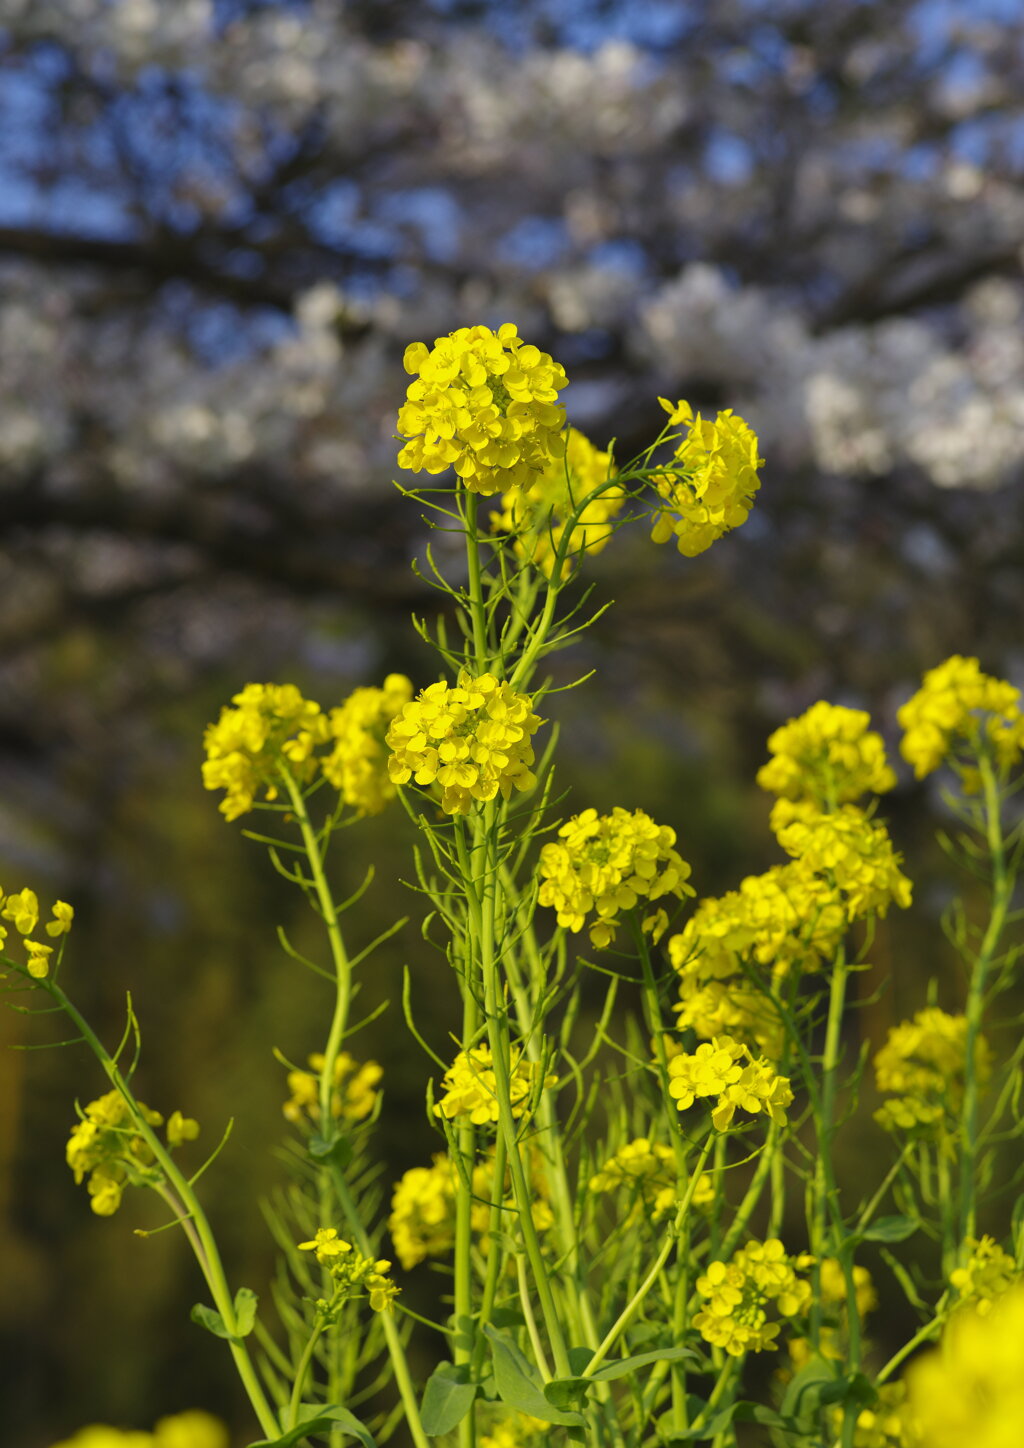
(950, 1237, 1019, 1315)
(874, 1008, 988, 1096)
(898, 655, 1024, 780)
(202, 683, 329, 821)
(2, 886, 39, 936)
(283, 1051, 383, 1127)
(397, 323, 569, 496)
(669, 862, 845, 1055)
(321, 674, 414, 815)
(905, 1282, 1024, 1448)
(588, 1137, 714, 1219)
(166, 1111, 200, 1148)
(50, 1415, 227, 1448)
(299, 1228, 398, 1311)
(434, 1044, 555, 1128)
(650, 400, 763, 557)
(694, 1238, 811, 1356)
(389, 1156, 457, 1269)
(774, 804, 912, 920)
(666, 1035, 793, 1132)
(757, 701, 896, 807)
(491, 427, 623, 579)
(66, 1090, 164, 1216)
(386, 672, 542, 815)
(538, 806, 694, 949)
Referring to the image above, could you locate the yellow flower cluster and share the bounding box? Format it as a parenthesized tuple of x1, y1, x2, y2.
(202, 682, 327, 820)
(297, 1227, 398, 1313)
(790, 1257, 877, 1368)
(905, 1282, 1024, 1448)
(694, 1239, 811, 1356)
(650, 399, 763, 557)
(479, 1414, 548, 1448)
(588, 1137, 713, 1219)
(282, 1051, 383, 1126)
(950, 1237, 1019, 1315)
(50, 1412, 227, 1448)
(321, 674, 414, 815)
(397, 323, 569, 495)
(666, 1036, 793, 1133)
(668, 863, 845, 1054)
(538, 806, 694, 948)
(490, 427, 623, 579)
(388, 1149, 552, 1269)
(66, 1091, 196, 1217)
(386, 672, 542, 815)
(757, 701, 896, 807)
(898, 655, 1024, 780)
(0, 885, 73, 980)
(433, 1044, 554, 1127)
(873, 1008, 990, 1136)
(775, 804, 912, 920)
(388, 1155, 456, 1269)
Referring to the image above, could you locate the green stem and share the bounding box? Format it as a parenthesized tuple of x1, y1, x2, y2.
(288, 1316, 327, 1430)
(582, 1135, 714, 1378)
(958, 749, 1011, 1244)
(46, 981, 280, 1440)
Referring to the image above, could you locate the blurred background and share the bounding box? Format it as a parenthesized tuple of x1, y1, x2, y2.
(1, 0, 1023, 1442)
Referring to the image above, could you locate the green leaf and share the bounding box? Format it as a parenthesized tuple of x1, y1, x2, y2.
(247, 1404, 376, 1448)
(859, 1214, 918, 1244)
(780, 1355, 840, 1422)
(308, 1133, 353, 1169)
(483, 1325, 584, 1428)
(190, 1302, 233, 1340)
(544, 1346, 696, 1410)
(420, 1361, 477, 1436)
(664, 1400, 788, 1441)
(234, 1287, 258, 1338)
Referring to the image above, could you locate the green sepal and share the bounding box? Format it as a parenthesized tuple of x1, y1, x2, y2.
(247, 1404, 376, 1448)
(483, 1324, 584, 1427)
(419, 1360, 477, 1436)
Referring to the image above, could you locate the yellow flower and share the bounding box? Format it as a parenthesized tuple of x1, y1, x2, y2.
(2, 886, 39, 935)
(202, 683, 329, 820)
(434, 1044, 554, 1128)
(650, 400, 763, 557)
(24, 940, 54, 979)
(538, 806, 694, 949)
(386, 672, 542, 815)
(666, 1036, 793, 1132)
(898, 655, 1024, 779)
(166, 1111, 200, 1147)
(45, 900, 75, 937)
(775, 804, 912, 920)
(49, 1416, 227, 1448)
(397, 323, 569, 495)
(298, 1226, 353, 1263)
(490, 427, 623, 579)
(757, 701, 896, 807)
(694, 1239, 811, 1356)
(321, 674, 414, 815)
(904, 1282, 1024, 1448)
(588, 1137, 714, 1220)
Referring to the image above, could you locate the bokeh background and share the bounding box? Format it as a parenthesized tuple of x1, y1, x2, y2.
(2, 0, 1023, 1442)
